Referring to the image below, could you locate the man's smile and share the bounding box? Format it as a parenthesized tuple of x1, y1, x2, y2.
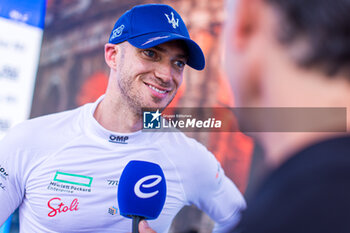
(144, 81, 171, 96)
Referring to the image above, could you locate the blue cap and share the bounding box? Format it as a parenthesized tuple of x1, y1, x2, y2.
(108, 4, 205, 70)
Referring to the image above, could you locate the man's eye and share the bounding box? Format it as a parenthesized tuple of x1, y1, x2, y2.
(175, 60, 185, 69)
(143, 50, 156, 58)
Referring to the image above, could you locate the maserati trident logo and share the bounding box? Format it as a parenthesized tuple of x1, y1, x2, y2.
(134, 175, 162, 199)
(164, 12, 179, 29)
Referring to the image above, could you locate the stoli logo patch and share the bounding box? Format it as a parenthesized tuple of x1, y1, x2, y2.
(47, 197, 79, 217)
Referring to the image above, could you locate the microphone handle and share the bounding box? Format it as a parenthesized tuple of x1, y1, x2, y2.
(132, 215, 145, 233)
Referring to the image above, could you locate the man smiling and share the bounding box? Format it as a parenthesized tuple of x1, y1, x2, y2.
(0, 4, 245, 233)
(98, 39, 187, 131)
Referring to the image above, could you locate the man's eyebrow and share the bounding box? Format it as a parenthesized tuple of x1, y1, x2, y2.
(153, 46, 167, 52)
(152, 46, 189, 59)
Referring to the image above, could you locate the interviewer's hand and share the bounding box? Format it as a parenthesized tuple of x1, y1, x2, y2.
(139, 220, 156, 233)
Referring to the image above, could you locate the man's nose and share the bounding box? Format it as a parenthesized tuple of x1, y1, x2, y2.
(154, 62, 173, 84)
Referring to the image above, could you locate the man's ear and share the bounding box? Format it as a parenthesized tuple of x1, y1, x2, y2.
(231, 0, 263, 50)
(104, 43, 118, 70)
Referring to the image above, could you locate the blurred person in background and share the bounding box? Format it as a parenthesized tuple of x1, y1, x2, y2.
(0, 3, 246, 233)
(223, 0, 350, 232)
(141, 0, 350, 231)
(140, 0, 350, 232)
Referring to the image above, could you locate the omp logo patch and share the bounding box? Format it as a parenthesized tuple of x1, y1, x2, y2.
(109, 135, 129, 144)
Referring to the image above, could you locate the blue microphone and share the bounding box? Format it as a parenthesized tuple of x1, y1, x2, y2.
(118, 160, 167, 233)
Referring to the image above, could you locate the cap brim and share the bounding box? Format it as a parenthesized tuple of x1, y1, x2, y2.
(128, 32, 205, 71)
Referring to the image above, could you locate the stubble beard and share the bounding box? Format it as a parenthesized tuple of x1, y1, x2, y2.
(117, 66, 178, 114)
(117, 74, 144, 116)
(116, 48, 177, 115)
(118, 75, 177, 115)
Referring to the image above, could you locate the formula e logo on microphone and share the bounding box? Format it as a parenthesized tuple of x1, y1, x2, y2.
(109, 135, 129, 144)
(134, 175, 162, 198)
